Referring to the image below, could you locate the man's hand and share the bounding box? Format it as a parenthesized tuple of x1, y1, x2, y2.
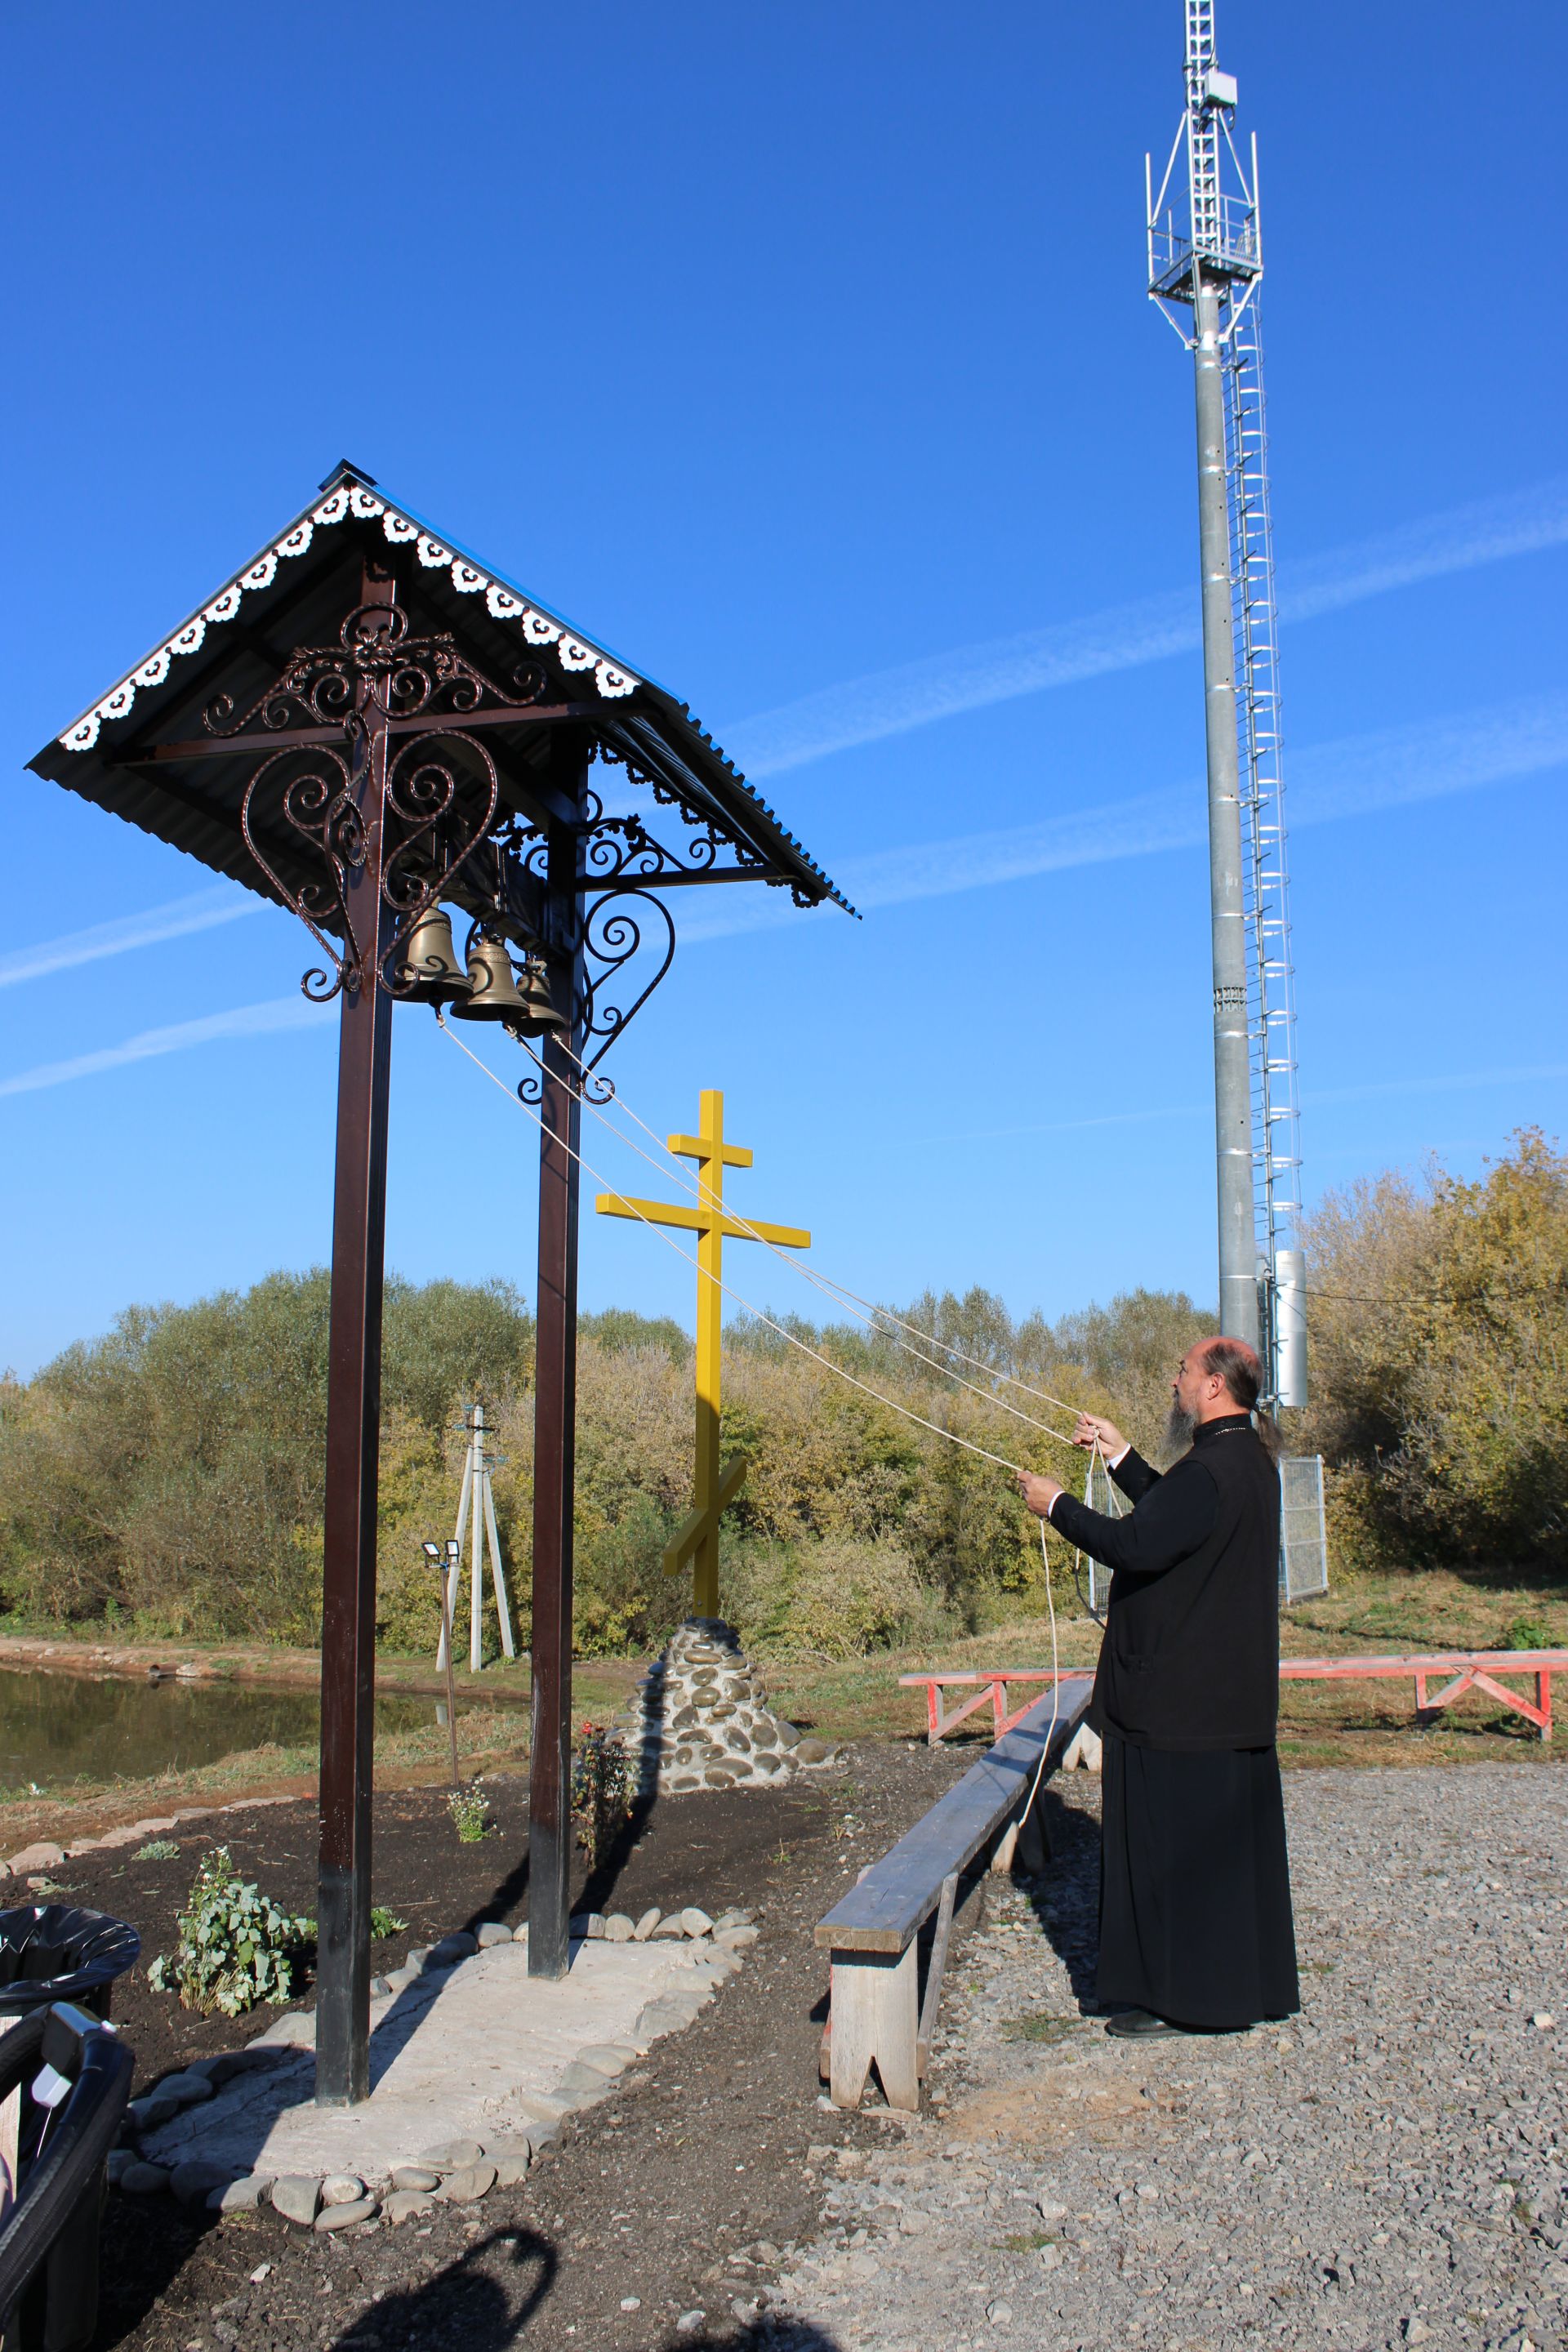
(1016, 1472, 1063, 1518)
(1071, 1412, 1127, 1457)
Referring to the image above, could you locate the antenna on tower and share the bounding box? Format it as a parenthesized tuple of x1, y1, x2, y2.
(1146, 1, 1306, 1410)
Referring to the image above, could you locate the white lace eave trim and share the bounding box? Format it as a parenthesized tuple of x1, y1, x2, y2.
(59, 490, 641, 750)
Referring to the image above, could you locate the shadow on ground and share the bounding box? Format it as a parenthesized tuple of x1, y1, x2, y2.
(1014, 1781, 1102, 2012)
(322, 2224, 846, 2350)
(327, 2226, 555, 2348)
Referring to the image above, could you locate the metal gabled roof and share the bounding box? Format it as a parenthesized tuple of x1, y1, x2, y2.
(27, 459, 853, 918)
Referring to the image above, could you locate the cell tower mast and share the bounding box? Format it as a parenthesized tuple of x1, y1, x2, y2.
(1147, 1, 1306, 1404)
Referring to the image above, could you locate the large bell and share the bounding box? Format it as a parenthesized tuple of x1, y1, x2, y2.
(510, 956, 568, 1036)
(397, 907, 470, 1004)
(449, 934, 531, 1023)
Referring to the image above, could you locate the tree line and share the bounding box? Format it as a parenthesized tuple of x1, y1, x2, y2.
(0, 1131, 1560, 1659)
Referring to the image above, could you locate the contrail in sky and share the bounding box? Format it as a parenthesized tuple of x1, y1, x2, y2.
(935, 1062, 1568, 1147)
(0, 885, 259, 990)
(678, 688, 1568, 942)
(4, 476, 1560, 996)
(24, 684, 1548, 982)
(4, 695, 1563, 1098)
(0, 994, 329, 1099)
(724, 474, 1568, 777)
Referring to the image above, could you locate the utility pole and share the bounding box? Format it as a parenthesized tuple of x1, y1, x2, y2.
(1147, 2, 1306, 1390)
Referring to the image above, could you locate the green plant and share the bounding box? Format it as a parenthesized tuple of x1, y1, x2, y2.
(370, 1906, 408, 1939)
(448, 1783, 492, 1843)
(145, 1846, 310, 2017)
(570, 1722, 631, 1865)
(135, 1839, 180, 1861)
(1503, 1613, 1552, 1650)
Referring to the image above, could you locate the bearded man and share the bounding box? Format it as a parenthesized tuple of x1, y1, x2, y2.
(1018, 1336, 1298, 2039)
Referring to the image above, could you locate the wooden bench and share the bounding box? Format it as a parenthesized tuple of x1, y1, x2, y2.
(1279, 1647, 1564, 1741)
(898, 1667, 1084, 1744)
(813, 1677, 1094, 2114)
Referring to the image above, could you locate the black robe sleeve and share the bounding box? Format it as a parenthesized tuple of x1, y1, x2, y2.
(1109, 1447, 1160, 1504)
(1049, 1455, 1219, 1576)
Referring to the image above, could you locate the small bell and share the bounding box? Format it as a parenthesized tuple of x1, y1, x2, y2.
(510, 956, 568, 1036)
(449, 934, 530, 1022)
(397, 906, 470, 1003)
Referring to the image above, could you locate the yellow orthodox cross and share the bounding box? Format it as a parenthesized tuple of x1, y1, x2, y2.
(595, 1089, 808, 1616)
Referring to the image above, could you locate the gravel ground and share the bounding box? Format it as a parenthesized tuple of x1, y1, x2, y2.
(777, 1761, 1567, 2352)
(81, 1753, 1566, 2352)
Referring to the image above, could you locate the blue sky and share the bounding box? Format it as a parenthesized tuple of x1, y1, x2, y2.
(3, 0, 1565, 1378)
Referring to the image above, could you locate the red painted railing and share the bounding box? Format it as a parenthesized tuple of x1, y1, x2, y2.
(902, 1649, 1565, 1745)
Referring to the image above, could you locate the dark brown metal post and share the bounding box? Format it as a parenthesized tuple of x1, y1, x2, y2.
(316, 570, 397, 2105)
(528, 798, 586, 1979)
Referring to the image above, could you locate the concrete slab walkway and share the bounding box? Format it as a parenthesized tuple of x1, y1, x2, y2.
(143, 1931, 724, 2182)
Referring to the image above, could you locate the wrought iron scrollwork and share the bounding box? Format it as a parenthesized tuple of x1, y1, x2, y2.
(512, 1043, 613, 1111)
(239, 725, 500, 1004)
(204, 602, 550, 740)
(378, 732, 499, 997)
(241, 746, 363, 1002)
(577, 888, 676, 1071)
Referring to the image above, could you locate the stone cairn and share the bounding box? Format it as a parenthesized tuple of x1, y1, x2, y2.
(611, 1617, 835, 1796)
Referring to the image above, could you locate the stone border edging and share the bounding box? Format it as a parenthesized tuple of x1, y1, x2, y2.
(109, 1900, 761, 2227)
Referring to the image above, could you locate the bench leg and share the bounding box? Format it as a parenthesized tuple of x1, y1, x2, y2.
(916, 1873, 959, 2078)
(829, 1944, 920, 2114)
(1017, 1780, 1053, 1875)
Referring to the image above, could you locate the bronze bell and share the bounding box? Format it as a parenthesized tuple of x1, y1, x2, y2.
(449, 934, 530, 1022)
(510, 955, 568, 1036)
(398, 906, 470, 1003)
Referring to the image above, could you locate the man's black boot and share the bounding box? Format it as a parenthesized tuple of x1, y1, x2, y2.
(1104, 2007, 1184, 2038)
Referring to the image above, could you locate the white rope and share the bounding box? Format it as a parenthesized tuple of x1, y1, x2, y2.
(437, 1017, 1036, 1481)
(1036, 1513, 1063, 1784)
(532, 1036, 1084, 1456)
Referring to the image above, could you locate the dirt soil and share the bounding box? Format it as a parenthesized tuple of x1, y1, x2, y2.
(82, 1740, 970, 2351)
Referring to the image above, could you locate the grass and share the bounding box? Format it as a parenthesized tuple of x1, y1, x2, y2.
(1000, 2011, 1086, 2046)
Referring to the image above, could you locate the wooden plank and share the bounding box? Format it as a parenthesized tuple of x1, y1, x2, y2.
(814, 1677, 1093, 1954)
(898, 1669, 1062, 1686)
(1281, 1648, 1568, 1678)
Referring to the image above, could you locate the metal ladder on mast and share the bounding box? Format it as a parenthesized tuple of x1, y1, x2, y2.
(1223, 292, 1303, 1374)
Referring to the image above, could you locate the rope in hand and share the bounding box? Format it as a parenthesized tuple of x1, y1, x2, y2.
(1010, 1513, 1066, 1846)
(531, 1036, 1079, 1436)
(437, 1017, 1040, 1481)
(542, 1034, 1093, 1435)
(1070, 1436, 1112, 1627)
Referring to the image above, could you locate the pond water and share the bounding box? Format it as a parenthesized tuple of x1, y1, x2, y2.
(0, 1667, 507, 1791)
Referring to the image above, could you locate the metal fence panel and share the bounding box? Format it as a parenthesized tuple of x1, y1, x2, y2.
(1077, 1447, 1330, 1610)
(1081, 1455, 1129, 1616)
(1280, 1452, 1330, 1601)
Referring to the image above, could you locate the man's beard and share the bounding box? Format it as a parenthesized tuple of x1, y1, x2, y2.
(1164, 1399, 1198, 1458)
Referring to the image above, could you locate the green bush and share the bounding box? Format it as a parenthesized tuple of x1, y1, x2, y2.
(145, 1846, 310, 2016)
(1301, 1129, 1568, 1570)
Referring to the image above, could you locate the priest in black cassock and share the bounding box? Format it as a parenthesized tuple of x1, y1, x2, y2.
(1018, 1336, 1298, 2039)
